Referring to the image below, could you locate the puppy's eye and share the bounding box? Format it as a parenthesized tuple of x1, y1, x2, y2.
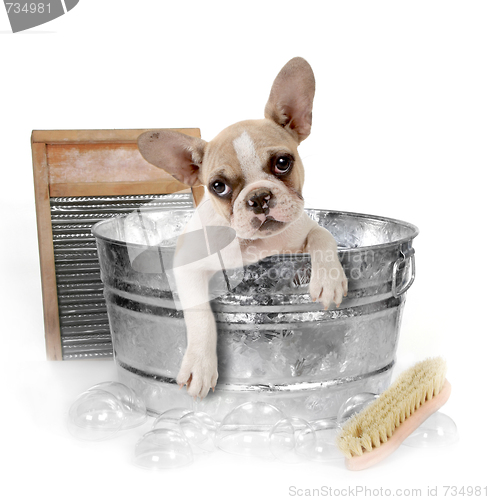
(273, 155, 293, 175)
(210, 180, 232, 198)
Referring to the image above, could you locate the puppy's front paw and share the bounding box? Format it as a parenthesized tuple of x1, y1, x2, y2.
(176, 349, 218, 399)
(310, 260, 348, 309)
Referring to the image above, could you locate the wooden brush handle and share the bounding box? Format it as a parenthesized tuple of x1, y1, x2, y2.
(346, 379, 452, 471)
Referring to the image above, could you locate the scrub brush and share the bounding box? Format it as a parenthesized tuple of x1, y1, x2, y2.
(336, 357, 451, 471)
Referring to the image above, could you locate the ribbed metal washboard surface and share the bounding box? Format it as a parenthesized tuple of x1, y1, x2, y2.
(50, 193, 194, 360)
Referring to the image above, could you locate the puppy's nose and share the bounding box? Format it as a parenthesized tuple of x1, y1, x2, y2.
(246, 190, 273, 214)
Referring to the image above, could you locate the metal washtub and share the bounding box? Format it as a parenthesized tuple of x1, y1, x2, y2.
(92, 209, 418, 420)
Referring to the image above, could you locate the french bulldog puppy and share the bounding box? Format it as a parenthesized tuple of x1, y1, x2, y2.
(138, 57, 348, 399)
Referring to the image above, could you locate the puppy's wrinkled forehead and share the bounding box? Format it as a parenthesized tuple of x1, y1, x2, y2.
(202, 119, 299, 182)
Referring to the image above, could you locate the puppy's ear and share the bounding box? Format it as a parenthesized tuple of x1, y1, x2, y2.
(138, 130, 207, 187)
(264, 57, 316, 143)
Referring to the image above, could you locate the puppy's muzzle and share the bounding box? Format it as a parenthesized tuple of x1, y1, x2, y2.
(246, 189, 275, 215)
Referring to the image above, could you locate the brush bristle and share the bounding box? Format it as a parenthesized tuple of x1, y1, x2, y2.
(336, 357, 447, 458)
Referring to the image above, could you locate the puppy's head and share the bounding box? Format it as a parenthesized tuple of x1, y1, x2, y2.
(138, 57, 315, 240)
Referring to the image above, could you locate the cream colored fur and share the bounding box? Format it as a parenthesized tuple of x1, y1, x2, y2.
(138, 58, 348, 399)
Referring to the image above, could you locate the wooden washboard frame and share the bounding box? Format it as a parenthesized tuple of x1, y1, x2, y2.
(32, 129, 204, 360)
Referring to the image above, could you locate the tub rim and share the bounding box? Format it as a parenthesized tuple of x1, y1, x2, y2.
(91, 208, 419, 256)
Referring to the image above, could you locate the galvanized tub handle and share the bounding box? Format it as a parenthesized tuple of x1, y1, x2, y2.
(392, 247, 416, 297)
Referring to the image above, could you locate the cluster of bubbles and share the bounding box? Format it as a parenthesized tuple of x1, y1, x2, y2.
(68, 384, 458, 470)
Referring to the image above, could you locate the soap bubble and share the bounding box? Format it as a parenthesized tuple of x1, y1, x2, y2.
(68, 382, 148, 440)
(153, 407, 193, 432)
(134, 429, 193, 470)
(179, 411, 217, 453)
(269, 417, 313, 463)
(337, 392, 378, 424)
(88, 382, 147, 428)
(403, 412, 459, 448)
(296, 418, 343, 462)
(68, 389, 125, 441)
(216, 401, 285, 458)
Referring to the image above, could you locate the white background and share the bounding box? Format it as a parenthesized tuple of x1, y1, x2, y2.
(1, 1, 490, 498)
